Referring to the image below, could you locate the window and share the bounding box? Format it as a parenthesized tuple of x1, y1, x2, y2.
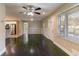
(59, 14, 66, 36)
(58, 5, 79, 44)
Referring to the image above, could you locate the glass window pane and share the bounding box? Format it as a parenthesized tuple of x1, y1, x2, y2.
(58, 5, 79, 44)
(67, 6, 79, 38)
(60, 15, 65, 36)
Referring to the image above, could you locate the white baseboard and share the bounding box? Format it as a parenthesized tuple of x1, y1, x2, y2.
(53, 41, 72, 56)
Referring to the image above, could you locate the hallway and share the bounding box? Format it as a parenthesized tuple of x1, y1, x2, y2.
(0, 3, 79, 56)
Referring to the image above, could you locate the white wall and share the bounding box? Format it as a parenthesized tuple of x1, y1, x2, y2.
(28, 21, 42, 34)
(18, 21, 42, 35)
(19, 21, 23, 35)
(42, 15, 54, 40)
(0, 4, 6, 55)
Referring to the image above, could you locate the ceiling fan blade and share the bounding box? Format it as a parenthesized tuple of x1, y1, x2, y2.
(19, 12, 23, 13)
(22, 6, 27, 9)
(34, 12, 40, 15)
(35, 7, 41, 10)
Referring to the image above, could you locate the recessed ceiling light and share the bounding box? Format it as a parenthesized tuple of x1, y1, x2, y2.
(31, 18, 34, 21)
(42, 12, 46, 15)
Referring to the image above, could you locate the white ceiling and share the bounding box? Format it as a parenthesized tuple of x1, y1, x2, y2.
(5, 3, 63, 21)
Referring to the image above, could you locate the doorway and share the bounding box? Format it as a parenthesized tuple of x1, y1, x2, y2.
(23, 22, 28, 44)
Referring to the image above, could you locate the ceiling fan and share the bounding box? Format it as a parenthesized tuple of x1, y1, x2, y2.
(20, 5, 41, 16)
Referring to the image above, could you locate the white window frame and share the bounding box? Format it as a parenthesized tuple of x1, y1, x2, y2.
(58, 5, 79, 44)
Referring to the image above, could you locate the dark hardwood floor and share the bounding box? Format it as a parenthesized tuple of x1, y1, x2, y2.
(2, 34, 68, 56)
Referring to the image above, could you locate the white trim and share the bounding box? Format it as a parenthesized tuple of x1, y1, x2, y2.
(58, 4, 79, 15)
(53, 41, 72, 56)
(0, 48, 6, 55)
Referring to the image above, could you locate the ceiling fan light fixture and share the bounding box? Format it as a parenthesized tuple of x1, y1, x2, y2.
(27, 12, 34, 16)
(23, 12, 26, 14)
(21, 5, 41, 16)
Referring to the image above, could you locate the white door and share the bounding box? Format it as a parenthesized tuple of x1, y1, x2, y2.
(23, 22, 28, 44)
